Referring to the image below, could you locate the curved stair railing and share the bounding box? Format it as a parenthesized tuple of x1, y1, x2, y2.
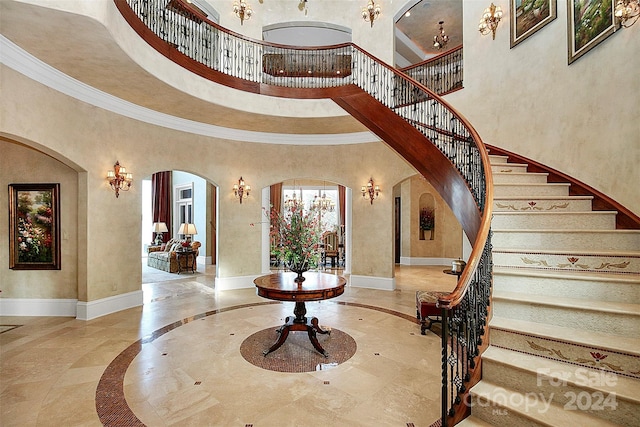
(115, 1, 493, 424)
(399, 45, 464, 96)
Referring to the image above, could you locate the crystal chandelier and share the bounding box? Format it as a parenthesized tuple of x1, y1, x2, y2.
(311, 183, 335, 212)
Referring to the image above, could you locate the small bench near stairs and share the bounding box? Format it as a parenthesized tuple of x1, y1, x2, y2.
(416, 290, 449, 335)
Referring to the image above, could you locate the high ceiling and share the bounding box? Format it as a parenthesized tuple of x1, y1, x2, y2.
(395, 0, 463, 66)
(0, 0, 463, 139)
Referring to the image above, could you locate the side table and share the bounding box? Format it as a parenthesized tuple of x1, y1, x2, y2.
(176, 250, 196, 274)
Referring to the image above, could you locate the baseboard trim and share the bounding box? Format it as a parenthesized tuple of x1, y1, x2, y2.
(215, 275, 258, 291)
(350, 275, 395, 291)
(400, 257, 451, 266)
(0, 298, 78, 317)
(76, 290, 143, 321)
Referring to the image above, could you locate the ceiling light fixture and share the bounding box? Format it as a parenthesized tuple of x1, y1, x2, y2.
(433, 21, 449, 50)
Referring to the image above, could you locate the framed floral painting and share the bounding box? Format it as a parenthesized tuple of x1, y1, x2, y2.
(9, 183, 61, 270)
(510, 0, 557, 48)
(568, 0, 616, 64)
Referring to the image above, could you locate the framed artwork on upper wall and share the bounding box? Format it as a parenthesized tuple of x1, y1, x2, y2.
(9, 183, 61, 270)
(510, 0, 557, 48)
(567, 0, 616, 64)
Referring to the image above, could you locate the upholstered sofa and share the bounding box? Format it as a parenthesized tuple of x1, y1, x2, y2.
(147, 238, 201, 273)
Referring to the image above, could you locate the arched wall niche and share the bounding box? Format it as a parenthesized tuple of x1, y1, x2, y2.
(418, 192, 435, 241)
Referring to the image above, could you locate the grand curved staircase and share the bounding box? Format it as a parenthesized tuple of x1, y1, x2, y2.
(458, 153, 640, 426)
(105, 0, 640, 425)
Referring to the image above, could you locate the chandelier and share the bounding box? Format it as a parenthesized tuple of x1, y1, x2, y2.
(362, 0, 381, 27)
(433, 21, 449, 50)
(615, 0, 639, 27)
(311, 183, 335, 212)
(284, 188, 303, 211)
(233, 0, 252, 25)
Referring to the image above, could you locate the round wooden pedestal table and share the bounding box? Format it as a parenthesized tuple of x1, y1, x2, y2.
(254, 272, 346, 357)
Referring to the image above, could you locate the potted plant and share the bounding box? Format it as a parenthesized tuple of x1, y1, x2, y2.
(420, 207, 435, 240)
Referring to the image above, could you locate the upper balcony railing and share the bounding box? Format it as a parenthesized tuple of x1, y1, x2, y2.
(399, 45, 464, 96)
(114, 1, 494, 425)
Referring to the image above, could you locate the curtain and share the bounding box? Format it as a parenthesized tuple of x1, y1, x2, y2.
(152, 171, 172, 243)
(270, 183, 282, 214)
(338, 184, 346, 241)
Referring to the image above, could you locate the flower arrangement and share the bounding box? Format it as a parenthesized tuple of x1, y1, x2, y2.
(420, 208, 434, 231)
(269, 204, 320, 279)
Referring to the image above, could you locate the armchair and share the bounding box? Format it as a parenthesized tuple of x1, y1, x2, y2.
(321, 231, 339, 267)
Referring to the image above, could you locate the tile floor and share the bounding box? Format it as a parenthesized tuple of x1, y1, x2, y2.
(1, 262, 457, 427)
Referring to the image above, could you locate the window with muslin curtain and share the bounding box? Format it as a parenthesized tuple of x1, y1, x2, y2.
(152, 171, 172, 244)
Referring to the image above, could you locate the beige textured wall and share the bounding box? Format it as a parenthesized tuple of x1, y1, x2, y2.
(446, 1, 640, 216)
(400, 175, 463, 259)
(0, 66, 415, 301)
(0, 138, 78, 299)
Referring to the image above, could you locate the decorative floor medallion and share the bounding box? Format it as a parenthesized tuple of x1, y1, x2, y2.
(240, 327, 357, 373)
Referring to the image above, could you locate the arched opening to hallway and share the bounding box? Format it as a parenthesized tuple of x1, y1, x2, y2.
(260, 178, 352, 276)
(141, 170, 217, 283)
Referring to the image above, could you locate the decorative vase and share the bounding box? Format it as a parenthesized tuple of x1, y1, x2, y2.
(287, 259, 309, 283)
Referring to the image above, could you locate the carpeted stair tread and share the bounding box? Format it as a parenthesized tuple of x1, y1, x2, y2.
(493, 290, 640, 316)
(469, 380, 621, 427)
(482, 346, 640, 402)
(490, 316, 640, 356)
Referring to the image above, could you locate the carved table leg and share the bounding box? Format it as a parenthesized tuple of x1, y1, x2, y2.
(263, 302, 331, 358)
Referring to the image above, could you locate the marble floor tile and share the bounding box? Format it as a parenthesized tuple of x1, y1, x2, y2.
(1, 263, 454, 426)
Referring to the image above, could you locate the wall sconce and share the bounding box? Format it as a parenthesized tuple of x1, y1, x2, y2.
(233, 176, 250, 204)
(178, 223, 198, 243)
(362, 0, 381, 27)
(152, 222, 168, 245)
(361, 178, 380, 204)
(615, 0, 639, 27)
(478, 3, 503, 40)
(106, 161, 133, 198)
(433, 21, 449, 50)
(233, 0, 252, 25)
